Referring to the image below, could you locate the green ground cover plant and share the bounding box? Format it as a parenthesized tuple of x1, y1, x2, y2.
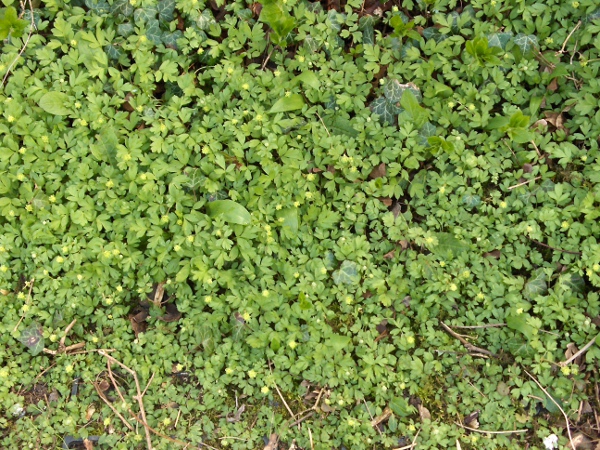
(1, 0, 600, 448)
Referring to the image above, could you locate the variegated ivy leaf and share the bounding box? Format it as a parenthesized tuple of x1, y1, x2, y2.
(558, 272, 585, 294)
(524, 271, 548, 299)
(487, 32, 513, 50)
(333, 260, 360, 285)
(85, 0, 110, 14)
(157, 0, 175, 22)
(117, 22, 134, 37)
(418, 121, 437, 146)
(326, 10, 345, 32)
(146, 19, 162, 44)
(362, 25, 375, 45)
(111, 0, 134, 17)
(134, 7, 158, 24)
(162, 31, 182, 48)
(370, 97, 399, 125)
(462, 194, 481, 208)
(384, 80, 422, 104)
(514, 33, 538, 54)
(105, 44, 124, 60)
(197, 10, 216, 31)
(304, 35, 321, 53)
(422, 27, 447, 43)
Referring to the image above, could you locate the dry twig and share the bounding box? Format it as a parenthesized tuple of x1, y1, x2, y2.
(524, 370, 575, 449)
(560, 334, 599, 366)
(440, 321, 497, 358)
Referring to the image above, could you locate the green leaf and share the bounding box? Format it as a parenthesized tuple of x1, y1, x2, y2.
(326, 334, 351, 352)
(196, 10, 215, 30)
(38, 92, 71, 116)
(506, 313, 536, 339)
(277, 207, 298, 233)
(333, 260, 360, 285)
(488, 32, 513, 49)
(269, 94, 305, 113)
(558, 273, 585, 293)
(462, 194, 481, 208)
(390, 396, 416, 417)
(400, 89, 428, 128)
(432, 233, 469, 258)
(371, 97, 399, 124)
(514, 33, 538, 54)
(524, 271, 547, 299)
(292, 71, 320, 90)
(0, 6, 27, 39)
(157, 0, 175, 22)
(298, 292, 312, 310)
(206, 200, 251, 225)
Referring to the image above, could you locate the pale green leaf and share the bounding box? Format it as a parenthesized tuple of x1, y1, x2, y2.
(38, 92, 70, 116)
(269, 94, 305, 113)
(206, 200, 251, 225)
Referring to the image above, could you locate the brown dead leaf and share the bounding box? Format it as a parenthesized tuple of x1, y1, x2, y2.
(418, 404, 431, 421)
(158, 302, 181, 323)
(391, 203, 402, 218)
(327, 0, 340, 11)
(177, 14, 185, 31)
(83, 439, 94, 450)
(483, 249, 501, 259)
(85, 405, 96, 421)
(565, 342, 579, 360)
(122, 93, 135, 112)
(569, 433, 593, 450)
(320, 403, 335, 413)
(150, 282, 166, 307)
(97, 379, 110, 393)
(309, 167, 323, 173)
(548, 78, 558, 92)
(383, 250, 395, 260)
(129, 310, 148, 337)
(250, 2, 262, 17)
(371, 406, 392, 427)
(0, 289, 9, 295)
(399, 240, 409, 251)
(369, 163, 386, 179)
(227, 404, 246, 423)
(264, 433, 279, 450)
(378, 197, 393, 207)
(523, 163, 533, 173)
(532, 118, 548, 132)
(544, 111, 565, 130)
(376, 319, 388, 335)
(49, 389, 60, 402)
(464, 410, 480, 429)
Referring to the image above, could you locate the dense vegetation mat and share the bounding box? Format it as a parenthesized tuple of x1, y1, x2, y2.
(1, 0, 600, 448)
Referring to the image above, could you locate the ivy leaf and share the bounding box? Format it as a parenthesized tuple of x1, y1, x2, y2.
(111, 0, 134, 16)
(418, 121, 437, 146)
(506, 336, 536, 358)
(84, 0, 110, 14)
(514, 33, 538, 54)
(38, 92, 71, 116)
(162, 31, 182, 48)
(488, 32, 513, 49)
(371, 97, 399, 124)
(134, 7, 158, 24)
(524, 271, 547, 299)
(206, 200, 251, 225)
(117, 22, 134, 37)
(269, 94, 305, 113)
(333, 260, 360, 285)
(146, 19, 162, 44)
(197, 10, 216, 30)
(105, 44, 124, 60)
(557, 272, 585, 294)
(389, 396, 416, 417)
(462, 194, 481, 208)
(19, 323, 44, 356)
(384, 80, 421, 104)
(157, 0, 175, 22)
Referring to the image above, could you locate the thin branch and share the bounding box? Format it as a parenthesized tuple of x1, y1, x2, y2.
(524, 370, 575, 449)
(560, 334, 599, 366)
(454, 422, 528, 434)
(268, 361, 295, 420)
(2, 0, 37, 86)
(527, 237, 581, 255)
(93, 381, 134, 431)
(440, 321, 497, 358)
(556, 20, 582, 56)
(507, 176, 541, 190)
(448, 323, 506, 329)
(99, 351, 153, 450)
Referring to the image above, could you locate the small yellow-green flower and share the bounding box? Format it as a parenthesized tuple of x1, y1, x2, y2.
(288, 340, 298, 349)
(225, 367, 233, 375)
(248, 369, 257, 378)
(242, 312, 251, 321)
(261, 386, 270, 394)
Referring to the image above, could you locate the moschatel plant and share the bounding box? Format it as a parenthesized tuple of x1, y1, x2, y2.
(1, 0, 600, 448)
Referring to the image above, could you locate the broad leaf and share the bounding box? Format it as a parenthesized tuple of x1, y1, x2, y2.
(269, 94, 305, 113)
(487, 32, 513, 49)
(371, 97, 399, 124)
(38, 92, 70, 116)
(206, 200, 251, 225)
(390, 396, 416, 417)
(400, 89, 428, 128)
(432, 233, 469, 258)
(506, 313, 536, 339)
(19, 323, 44, 356)
(524, 271, 547, 299)
(514, 33, 538, 54)
(333, 260, 360, 285)
(326, 334, 351, 352)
